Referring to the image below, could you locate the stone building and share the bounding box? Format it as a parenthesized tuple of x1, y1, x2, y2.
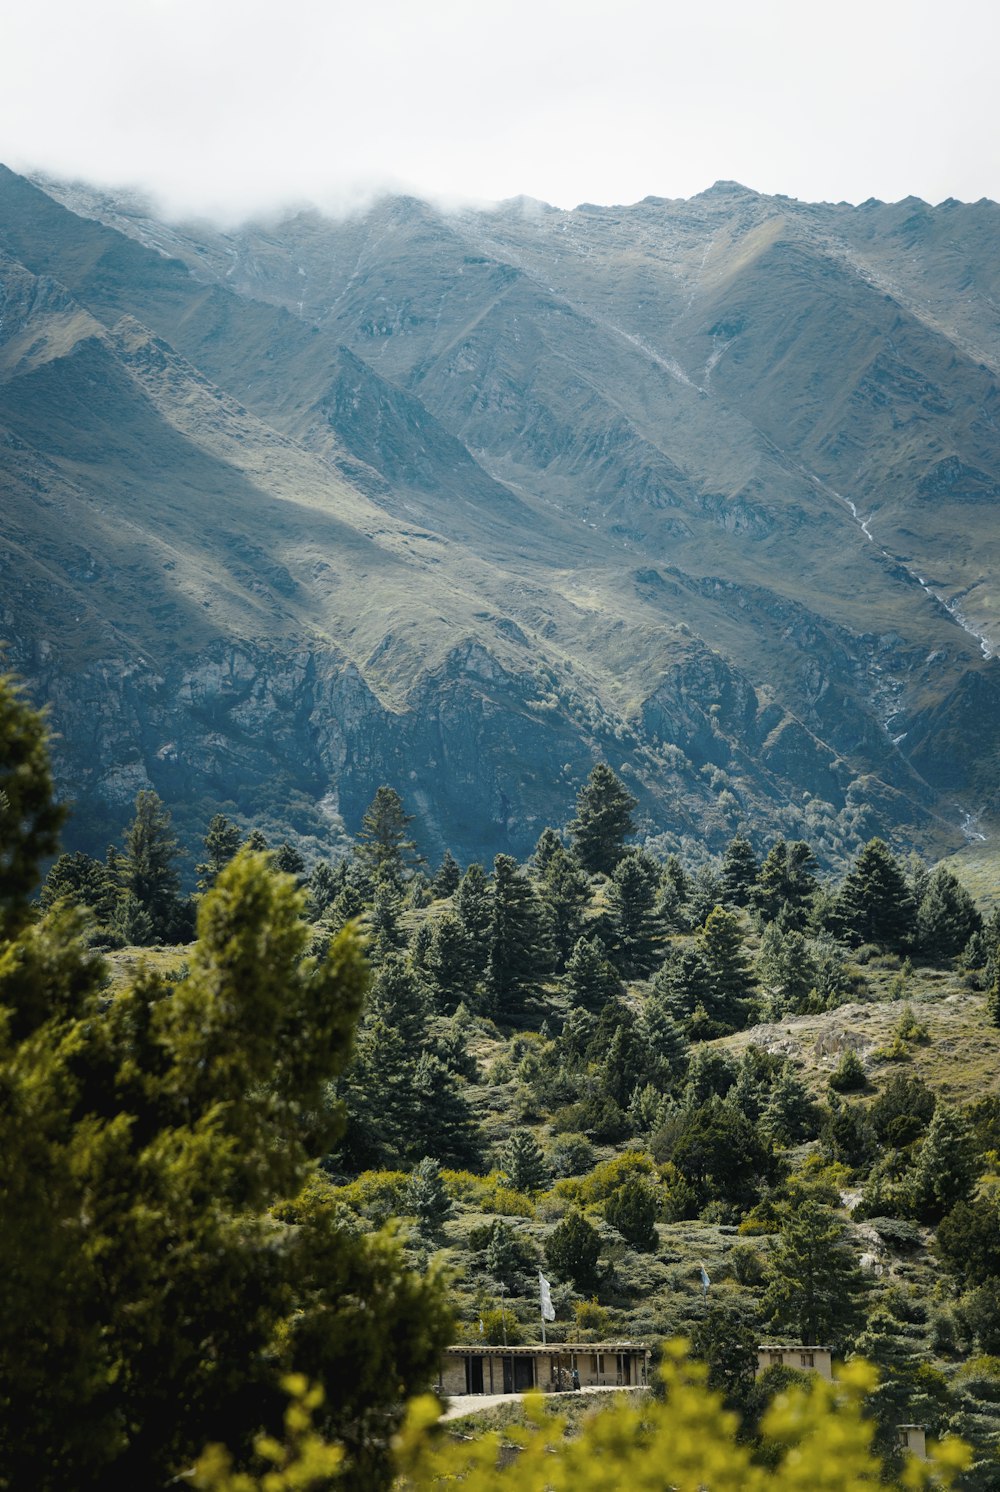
(756, 1344, 834, 1380)
(438, 1341, 650, 1396)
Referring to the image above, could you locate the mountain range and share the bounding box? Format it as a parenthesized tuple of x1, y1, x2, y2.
(1, 164, 998, 867)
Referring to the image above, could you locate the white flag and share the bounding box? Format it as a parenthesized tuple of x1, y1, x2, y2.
(699, 1263, 711, 1292)
(539, 1270, 556, 1322)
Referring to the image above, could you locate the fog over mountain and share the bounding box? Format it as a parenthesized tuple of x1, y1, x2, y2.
(1, 163, 998, 867)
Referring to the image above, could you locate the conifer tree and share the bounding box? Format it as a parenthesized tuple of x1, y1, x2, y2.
(910, 1105, 980, 1222)
(409, 1052, 482, 1169)
(118, 789, 184, 943)
(0, 671, 64, 934)
(40, 850, 118, 926)
(605, 1175, 659, 1251)
(562, 934, 623, 1013)
(720, 833, 760, 908)
(484, 854, 552, 1023)
(532, 826, 565, 876)
(426, 912, 479, 1013)
(567, 763, 637, 875)
(455, 862, 492, 975)
(757, 924, 819, 1017)
(272, 841, 306, 878)
(404, 1157, 453, 1239)
(604, 848, 664, 977)
(355, 785, 421, 887)
(697, 904, 754, 1029)
(761, 1064, 819, 1146)
(538, 844, 591, 970)
(368, 954, 428, 1049)
(432, 848, 461, 898)
(306, 860, 338, 920)
(764, 1198, 867, 1346)
(833, 837, 915, 951)
(367, 881, 406, 963)
(500, 1128, 549, 1195)
(545, 1209, 602, 1293)
(752, 839, 818, 929)
(914, 866, 982, 959)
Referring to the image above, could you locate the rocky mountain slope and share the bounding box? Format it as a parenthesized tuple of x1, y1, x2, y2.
(1, 165, 998, 866)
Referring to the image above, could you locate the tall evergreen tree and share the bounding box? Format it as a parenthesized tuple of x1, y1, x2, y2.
(697, 904, 755, 1029)
(426, 912, 480, 1013)
(355, 785, 421, 887)
(431, 848, 461, 898)
(118, 789, 185, 943)
(914, 866, 982, 960)
(756, 924, 819, 1018)
(720, 833, 760, 908)
(764, 1199, 867, 1347)
(833, 838, 915, 951)
(484, 854, 552, 1023)
(605, 1175, 659, 1251)
(455, 862, 492, 976)
(910, 1105, 980, 1222)
(562, 934, 623, 1013)
(604, 848, 664, 977)
(538, 844, 592, 970)
(531, 826, 565, 877)
(409, 1053, 482, 1169)
(567, 763, 637, 875)
(499, 1129, 550, 1195)
(752, 839, 818, 929)
(40, 850, 118, 926)
(545, 1209, 602, 1293)
(0, 671, 64, 935)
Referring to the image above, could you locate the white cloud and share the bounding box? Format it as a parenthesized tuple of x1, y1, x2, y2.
(2, 0, 997, 221)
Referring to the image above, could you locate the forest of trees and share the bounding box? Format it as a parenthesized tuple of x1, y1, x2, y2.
(4, 668, 1000, 1488)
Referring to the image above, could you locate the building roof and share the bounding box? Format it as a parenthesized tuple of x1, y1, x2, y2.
(758, 1344, 833, 1352)
(446, 1341, 648, 1355)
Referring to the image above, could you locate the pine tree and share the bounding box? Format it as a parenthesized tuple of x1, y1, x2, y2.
(272, 841, 306, 879)
(404, 1157, 453, 1239)
(697, 904, 754, 1029)
(532, 826, 565, 877)
(118, 789, 184, 942)
(368, 954, 428, 1049)
(640, 989, 689, 1087)
(604, 848, 664, 977)
(455, 862, 492, 975)
(409, 1053, 482, 1169)
(567, 763, 637, 875)
(720, 833, 760, 908)
(485, 1220, 528, 1288)
(752, 839, 818, 929)
(757, 924, 819, 1018)
(367, 881, 406, 964)
(914, 866, 982, 960)
(910, 1105, 980, 1222)
(764, 1198, 867, 1346)
(833, 838, 915, 951)
(761, 1064, 819, 1145)
(545, 1209, 602, 1293)
(500, 1129, 549, 1194)
(306, 860, 338, 920)
(355, 785, 421, 887)
(484, 854, 552, 1023)
(432, 848, 461, 898)
(426, 913, 479, 1013)
(562, 935, 623, 1013)
(0, 670, 64, 935)
(605, 1176, 659, 1251)
(40, 850, 117, 926)
(538, 844, 591, 970)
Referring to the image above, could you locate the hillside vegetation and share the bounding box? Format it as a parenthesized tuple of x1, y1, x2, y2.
(36, 755, 1000, 1488)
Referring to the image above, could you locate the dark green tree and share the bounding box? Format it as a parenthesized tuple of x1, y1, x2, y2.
(118, 789, 185, 942)
(720, 834, 760, 909)
(752, 839, 818, 929)
(272, 841, 306, 879)
(404, 1157, 453, 1239)
(604, 848, 664, 977)
(432, 849, 461, 898)
(833, 838, 916, 951)
(605, 1176, 659, 1251)
(455, 862, 492, 976)
(914, 866, 982, 960)
(761, 1064, 820, 1146)
(306, 860, 338, 920)
(690, 1301, 761, 1414)
(355, 786, 421, 887)
(409, 1052, 482, 1170)
(425, 912, 479, 1013)
(562, 934, 623, 1013)
(367, 881, 406, 963)
(567, 763, 637, 875)
(499, 1128, 550, 1195)
(484, 854, 552, 1023)
(40, 850, 118, 926)
(0, 670, 64, 935)
(763, 1199, 867, 1347)
(531, 826, 564, 877)
(697, 904, 754, 1029)
(545, 1209, 602, 1293)
(869, 1072, 936, 1148)
(936, 1193, 1000, 1288)
(909, 1104, 980, 1222)
(538, 844, 591, 970)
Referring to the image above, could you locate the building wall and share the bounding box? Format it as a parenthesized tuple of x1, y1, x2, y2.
(756, 1347, 833, 1381)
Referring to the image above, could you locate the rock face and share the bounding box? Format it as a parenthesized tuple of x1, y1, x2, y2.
(1, 164, 999, 868)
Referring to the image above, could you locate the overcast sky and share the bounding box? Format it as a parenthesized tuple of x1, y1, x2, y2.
(4, 0, 998, 222)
